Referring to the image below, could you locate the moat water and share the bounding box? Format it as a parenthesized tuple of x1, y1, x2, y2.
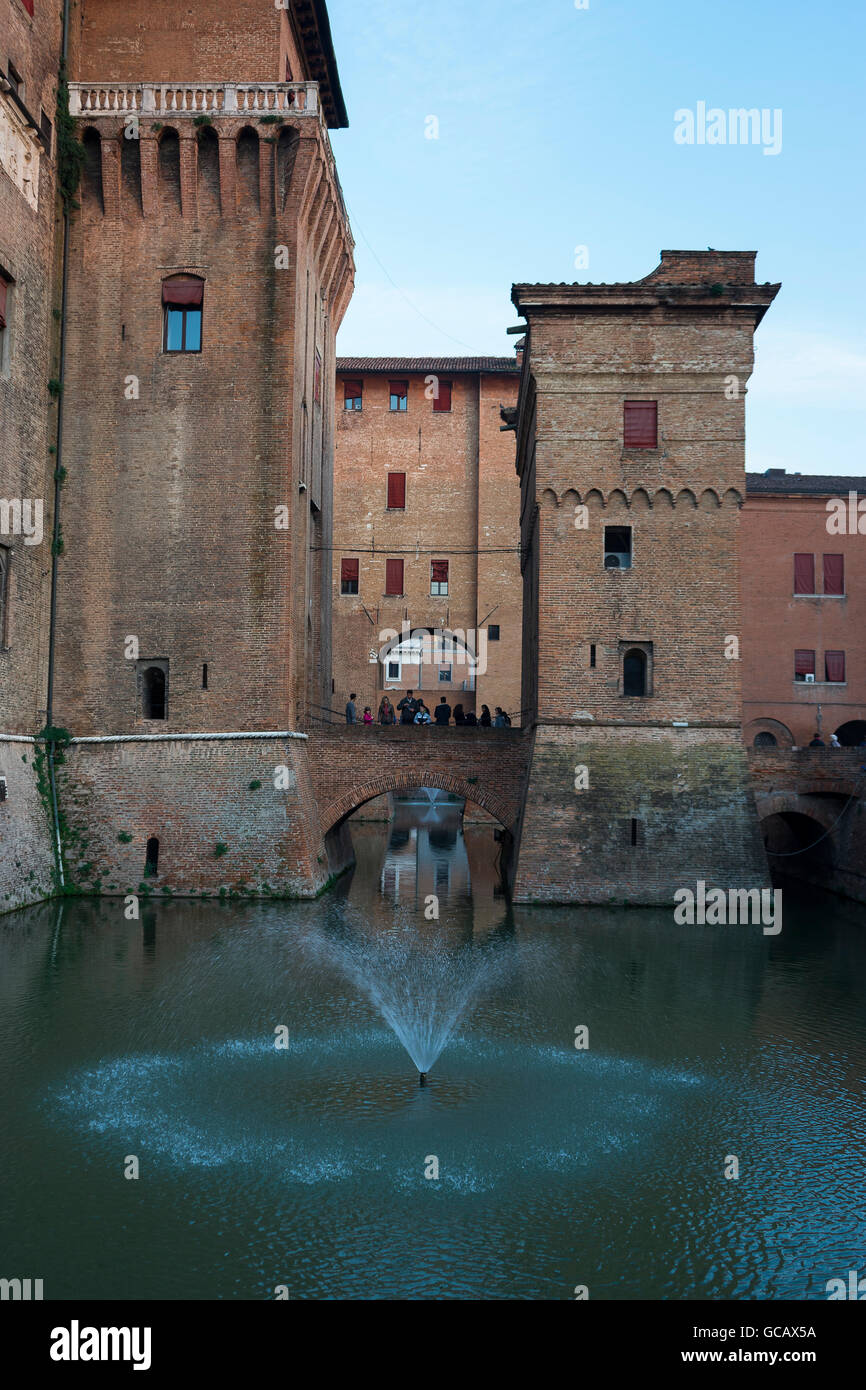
(1, 801, 865, 1300)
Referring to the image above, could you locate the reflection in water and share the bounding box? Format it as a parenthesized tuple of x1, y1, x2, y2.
(1, 801, 866, 1300)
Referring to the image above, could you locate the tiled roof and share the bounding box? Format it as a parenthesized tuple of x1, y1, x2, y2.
(746, 471, 866, 495)
(336, 357, 521, 374)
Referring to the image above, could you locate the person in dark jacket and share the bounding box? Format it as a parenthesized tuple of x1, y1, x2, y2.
(434, 697, 451, 726)
(345, 694, 357, 725)
(397, 690, 417, 725)
(464, 710, 477, 727)
(479, 704, 492, 728)
(377, 696, 396, 725)
(453, 703, 465, 726)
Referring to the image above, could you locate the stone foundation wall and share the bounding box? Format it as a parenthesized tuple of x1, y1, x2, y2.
(54, 733, 330, 900)
(0, 737, 57, 914)
(513, 724, 769, 904)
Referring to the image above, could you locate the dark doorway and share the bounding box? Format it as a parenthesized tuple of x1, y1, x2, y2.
(142, 667, 166, 719)
(623, 648, 647, 697)
(144, 837, 159, 877)
(753, 731, 777, 747)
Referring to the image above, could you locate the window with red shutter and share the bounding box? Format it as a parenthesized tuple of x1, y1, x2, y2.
(823, 553, 844, 595)
(386, 472, 406, 509)
(19, 0, 34, 15)
(0, 275, 8, 329)
(314, 350, 322, 405)
(343, 379, 363, 411)
(432, 380, 452, 413)
(389, 381, 408, 411)
(340, 558, 359, 594)
(794, 649, 815, 681)
(385, 558, 404, 595)
(623, 401, 658, 449)
(793, 553, 815, 594)
(431, 559, 448, 595)
(825, 650, 845, 683)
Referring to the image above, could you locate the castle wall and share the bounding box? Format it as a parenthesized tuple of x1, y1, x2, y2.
(55, 733, 329, 898)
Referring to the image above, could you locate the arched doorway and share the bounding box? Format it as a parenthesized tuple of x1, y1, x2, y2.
(622, 648, 647, 697)
(834, 720, 866, 747)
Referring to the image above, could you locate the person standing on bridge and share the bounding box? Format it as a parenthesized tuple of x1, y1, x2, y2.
(397, 690, 418, 725)
(479, 704, 492, 728)
(345, 693, 357, 725)
(377, 695, 396, 725)
(434, 696, 452, 726)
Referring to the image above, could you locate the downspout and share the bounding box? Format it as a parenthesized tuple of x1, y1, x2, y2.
(44, 0, 73, 891)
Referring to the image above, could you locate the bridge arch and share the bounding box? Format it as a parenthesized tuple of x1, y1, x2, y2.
(320, 771, 515, 838)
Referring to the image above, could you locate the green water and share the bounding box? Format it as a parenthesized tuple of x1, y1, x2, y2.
(1, 808, 864, 1300)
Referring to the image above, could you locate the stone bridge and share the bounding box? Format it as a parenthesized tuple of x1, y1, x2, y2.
(305, 724, 532, 839)
(748, 747, 866, 901)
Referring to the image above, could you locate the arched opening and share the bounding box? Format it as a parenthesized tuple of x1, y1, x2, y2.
(158, 128, 181, 211)
(81, 127, 103, 211)
(746, 718, 794, 749)
(834, 720, 866, 747)
(753, 731, 777, 747)
(622, 647, 647, 697)
(761, 810, 834, 891)
(196, 125, 221, 215)
(142, 667, 166, 720)
(236, 127, 260, 211)
(322, 780, 515, 898)
(144, 837, 159, 877)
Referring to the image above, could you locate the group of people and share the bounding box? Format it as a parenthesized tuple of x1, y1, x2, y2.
(345, 691, 511, 728)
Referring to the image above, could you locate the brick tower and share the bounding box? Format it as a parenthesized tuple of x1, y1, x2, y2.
(509, 252, 779, 904)
(46, 1, 355, 897)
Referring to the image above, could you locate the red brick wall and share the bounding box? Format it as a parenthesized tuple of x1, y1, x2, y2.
(741, 492, 866, 747)
(332, 367, 522, 725)
(53, 110, 352, 736)
(57, 733, 330, 897)
(306, 724, 530, 834)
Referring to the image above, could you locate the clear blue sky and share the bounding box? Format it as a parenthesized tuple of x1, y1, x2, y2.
(327, 0, 865, 477)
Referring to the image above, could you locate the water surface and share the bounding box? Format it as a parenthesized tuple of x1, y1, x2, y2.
(1, 807, 864, 1299)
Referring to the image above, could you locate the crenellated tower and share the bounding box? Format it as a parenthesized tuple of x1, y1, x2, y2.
(509, 251, 779, 903)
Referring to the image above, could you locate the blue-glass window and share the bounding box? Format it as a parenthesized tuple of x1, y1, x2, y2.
(164, 305, 202, 353)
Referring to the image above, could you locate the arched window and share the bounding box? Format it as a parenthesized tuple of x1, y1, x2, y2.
(622, 648, 647, 697)
(144, 837, 159, 877)
(162, 275, 204, 353)
(753, 731, 777, 747)
(142, 666, 166, 719)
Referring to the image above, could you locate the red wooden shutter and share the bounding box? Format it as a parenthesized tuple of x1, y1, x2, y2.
(431, 559, 448, 582)
(341, 558, 359, 583)
(793, 553, 815, 594)
(623, 401, 657, 448)
(823, 553, 844, 595)
(0, 278, 8, 328)
(344, 379, 362, 404)
(162, 278, 204, 306)
(433, 380, 452, 412)
(20, 0, 34, 15)
(385, 558, 403, 595)
(825, 650, 845, 682)
(794, 649, 815, 677)
(387, 472, 406, 508)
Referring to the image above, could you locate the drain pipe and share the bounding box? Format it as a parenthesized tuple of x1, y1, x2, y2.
(44, 0, 73, 891)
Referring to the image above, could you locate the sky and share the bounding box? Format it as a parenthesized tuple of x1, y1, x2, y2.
(326, 0, 865, 477)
